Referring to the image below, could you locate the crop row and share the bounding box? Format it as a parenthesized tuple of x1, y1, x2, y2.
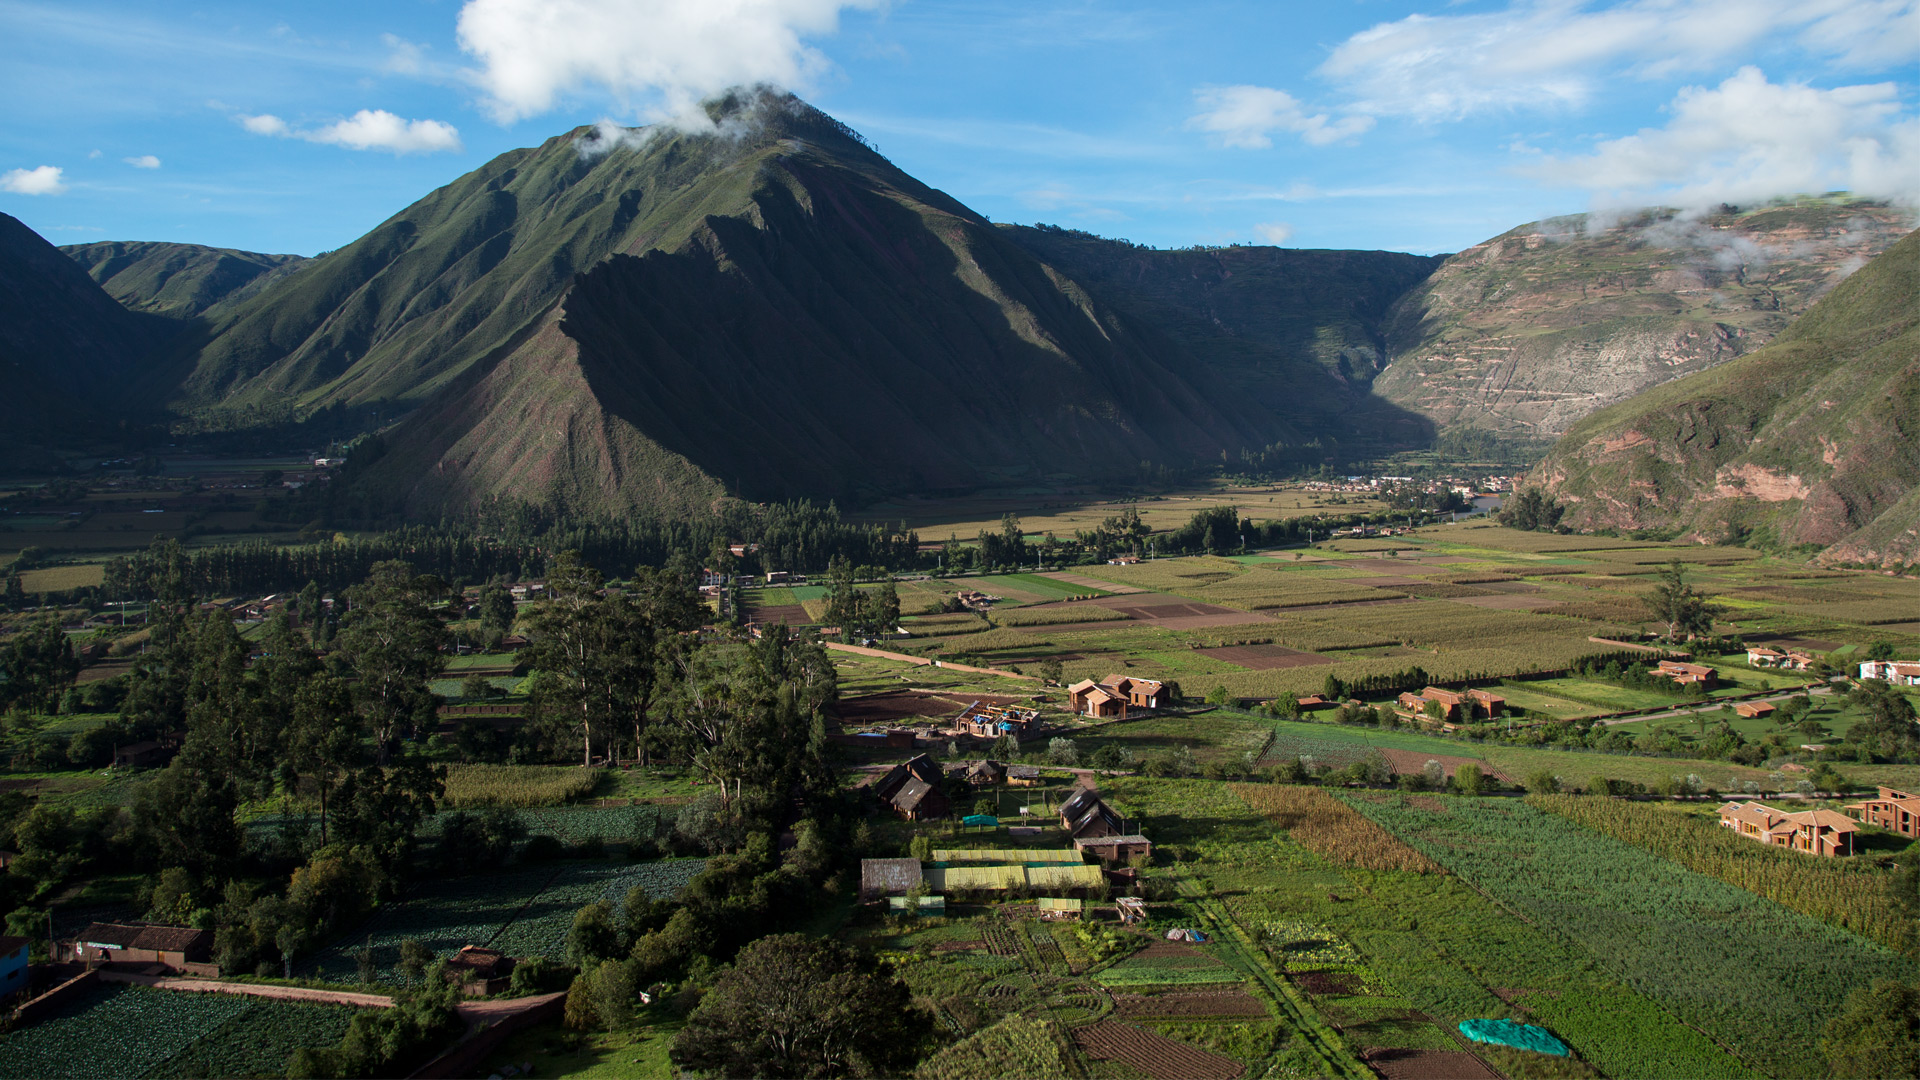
(489, 859, 707, 959)
(1233, 785, 1442, 874)
(0, 983, 255, 1079)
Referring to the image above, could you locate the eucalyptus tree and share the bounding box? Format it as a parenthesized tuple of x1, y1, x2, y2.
(334, 560, 447, 763)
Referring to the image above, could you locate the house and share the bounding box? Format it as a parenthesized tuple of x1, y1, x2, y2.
(1059, 789, 1127, 840)
(1007, 765, 1042, 786)
(0, 934, 27, 998)
(765, 571, 792, 585)
(72, 923, 215, 971)
(1747, 647, 1787, 667)
(860, 857, 925, 902)
(955, 702, 1040, 740)
(873, 754, 950, 820)
(964, 760, 1007, 786)
(1718, 801, 1857, 856)
(1395, 686, 1503, 723)
(113, 741, 172, 769)
(1073, 834, 1153, 865)
(1655, 660, 1718, 688)
(1734, 701, 1776, 719)
(1066, 675, 1170, 718)
(445, 946, 514, 996)
(1846, 787, 1920, 837)
(1860, 660, 1920, 686)
(1107, 556, 1142, 566)
(1294, 695, 1333, 711)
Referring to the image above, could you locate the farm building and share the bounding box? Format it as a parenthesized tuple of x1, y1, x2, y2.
(1074, 834, 1153, 864)
(1294, 694, 1333, 711)
(445, 946, 514, 996)
(1066, 676, 1170, 718)
(860, 858, 926, 901)
(1734, 701, 1776, 719)
(1859, 660, 1920, 686)
(964, 759, 1008, 786)
(1718, 801, 1857, 856)
(1846, 787, 1920, 837)
(924, 862, 1104, 894)
(1007, 765, 1042, 786)
(1395, 686, 1504, 722)
(1107, 555, 1141, 565)
(0, 935, 26, 997)
(70, 923, 215, 971)
(113, 741, 173, 769)
(955, 702, 1040, 740)
(873, 753, 948, 819)
(1060, 789, 1128, 840)
(1655, 660, 1718, 688)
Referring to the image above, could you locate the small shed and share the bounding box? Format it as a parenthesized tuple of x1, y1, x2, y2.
(860, 858, 925, 902)
(965, 760, 1008, 786)
(1007, 765, 1042, 787)
(1074, 834, 1153, 865)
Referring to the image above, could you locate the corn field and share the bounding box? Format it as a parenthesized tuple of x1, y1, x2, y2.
(1229, 784, 1443, 874)
(441, 764, 601, 808)
(1529, 793, 1910, 953)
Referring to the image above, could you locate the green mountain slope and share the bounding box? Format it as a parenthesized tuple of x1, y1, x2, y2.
(62, 241, 308, 319)
(997, 225, 1444, 447)
(1376, 198, 1912, 450)
(1531, 228, 1920, 567)
(164, 91, 1269, 514)
(0, 213, 164, 448)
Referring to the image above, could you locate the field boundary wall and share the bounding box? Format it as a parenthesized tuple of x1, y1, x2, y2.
(10, 968, 97, 1026)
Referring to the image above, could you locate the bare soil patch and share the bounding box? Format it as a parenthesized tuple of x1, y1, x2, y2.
(1073, 1021, 1244, 1080)
(1293, 971, 1363, 996)
(1196, 644, 1333, 670)
(1361, 1048, 1500, 1080)
(1374, 749, 1513, 784)
(829, 691, 963, 725)
(1111, 990, 1269, 1019)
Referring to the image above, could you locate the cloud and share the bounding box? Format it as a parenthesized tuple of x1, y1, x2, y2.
(240, 113, 290, 136)
(1, 166, 68, 195)
(1188, 86, 1373, 149)
(1528, 67, 1920, 209)
(381, 33, 426, 76)
(1252, 222, 1294, 245)
(1320, 0, 1920, 121)
(124, 154, 161, 169)
(454, 0, 886, 124)
(238, 109, 463, 154)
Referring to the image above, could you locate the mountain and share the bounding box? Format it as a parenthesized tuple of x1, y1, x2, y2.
(0, 213, 165, 451)
(1529, 227, 1920, 567)
(154, 91, 1273, 515)
(1374, 198, 1913, 453)
(997, 226, 1445, 446)
(62, 241, 308, 320)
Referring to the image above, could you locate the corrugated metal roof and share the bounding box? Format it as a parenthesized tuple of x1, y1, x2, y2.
(934, 848, 1083, 863)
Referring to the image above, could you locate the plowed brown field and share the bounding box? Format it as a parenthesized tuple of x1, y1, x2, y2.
(1073, 1021, 1244, 1080)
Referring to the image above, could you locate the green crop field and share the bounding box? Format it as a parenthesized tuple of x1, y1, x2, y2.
(1338, 792, 1917, 1078)
(0, 983, 356, 1079)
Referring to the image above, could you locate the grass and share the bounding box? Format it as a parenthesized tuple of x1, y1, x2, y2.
(486, 1013, 683, 1079)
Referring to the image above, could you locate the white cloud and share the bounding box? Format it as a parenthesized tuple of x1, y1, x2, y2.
(124, 154, 161, 169)
(454, 0, 886, 124)
(238, 109, 463, 154)
(1252, 222, 1294, 245)
(1529, 67, 1920, 209)
(87, 149, 102, 159)
(1, 166, 68, 195)
(305, 110, 463, 154)
(240, 113, 290, 136)
(1320, 0, 1920, 121)
(1188, 86, 1373, 149)
(381, 33, 426, 76)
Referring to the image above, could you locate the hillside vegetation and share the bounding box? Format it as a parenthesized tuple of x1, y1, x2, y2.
(1376, 199, 1911, 451)
(62, 241, 308, 319)
(1532, 227, 1920, 566)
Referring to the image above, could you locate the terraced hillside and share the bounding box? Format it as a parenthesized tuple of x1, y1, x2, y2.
(1376, 198, 1912, 450)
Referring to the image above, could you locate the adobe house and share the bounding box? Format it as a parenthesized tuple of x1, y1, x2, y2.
(1733, 701, 1776, 719)
(1718, 801, 1857, 856)
(1066, 675, 1170, 718)
(1846, 786, 1920, 837)
(955, 702, 1039, 740)
(1655, 660, 1718, 688)
(72, 923, 215, 972)
(964, 759, 1008, 786)
(872, 754, 951, 820)
(1073, 834, 1153, 865)
(1059, 788, 1127, 840)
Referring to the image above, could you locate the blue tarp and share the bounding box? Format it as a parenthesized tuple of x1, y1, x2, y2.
(962, 814, 999, 827)
(1457, 1019, 1569, 1057)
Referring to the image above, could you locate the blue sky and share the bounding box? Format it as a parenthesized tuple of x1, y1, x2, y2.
(3, 0, 1915, 256)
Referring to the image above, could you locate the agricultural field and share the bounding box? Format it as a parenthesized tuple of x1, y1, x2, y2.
(0, 982, 357, 1079)
(441, 764, 600, 808)
(1337, 792, 1918, 1078)
(846, 482, 1391, 540)
(307, 856, 706, 979)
